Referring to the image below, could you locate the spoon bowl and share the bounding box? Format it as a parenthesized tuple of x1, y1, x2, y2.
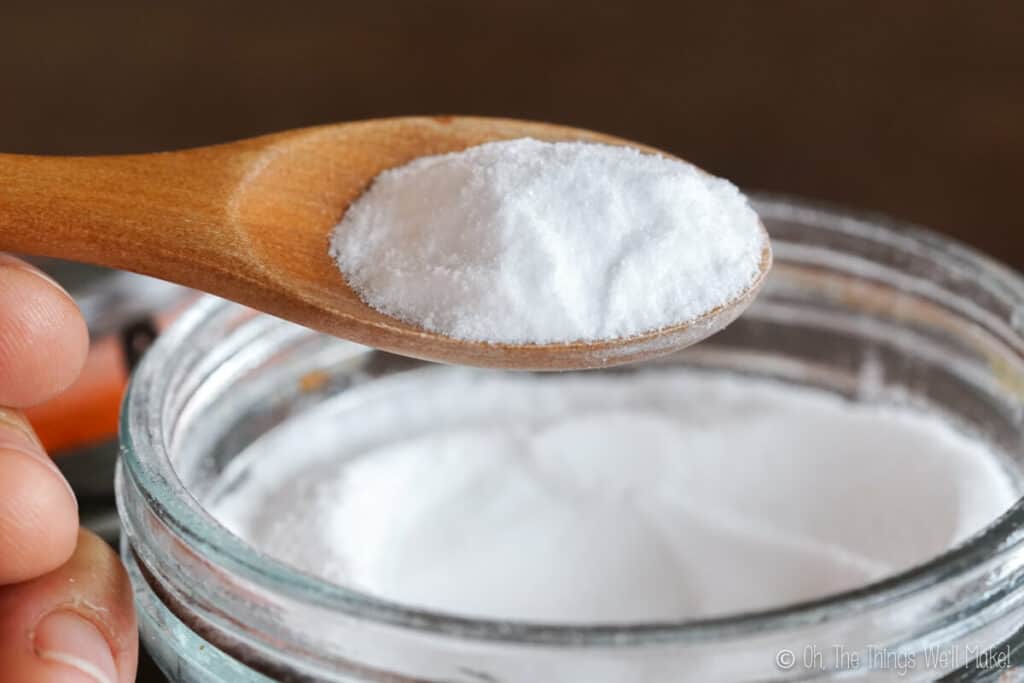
(0, 117, 771, 370)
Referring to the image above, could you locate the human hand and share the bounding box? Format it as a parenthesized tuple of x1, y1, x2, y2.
(0, 255, 137, 682)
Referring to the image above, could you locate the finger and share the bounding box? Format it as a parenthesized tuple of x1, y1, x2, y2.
(0, 407, 78, 584)
(26, 335, 127, 454)
(0, 528, 138, 683)
(0, 254, 89, 407)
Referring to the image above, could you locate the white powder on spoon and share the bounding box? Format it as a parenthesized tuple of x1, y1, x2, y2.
(330, 139, 766, 344)
(208, 368, 1018, 622)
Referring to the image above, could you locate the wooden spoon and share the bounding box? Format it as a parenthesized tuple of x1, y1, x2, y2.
(0, 116, 771, 371)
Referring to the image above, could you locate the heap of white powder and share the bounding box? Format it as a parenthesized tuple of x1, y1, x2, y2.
(330, 139, 766, 344)
(209, 368, 1018, 622)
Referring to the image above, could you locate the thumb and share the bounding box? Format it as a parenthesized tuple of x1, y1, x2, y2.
(0, 529, 138, 683)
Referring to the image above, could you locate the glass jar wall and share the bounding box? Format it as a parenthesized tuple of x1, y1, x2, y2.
(116, 196, 1024, 682)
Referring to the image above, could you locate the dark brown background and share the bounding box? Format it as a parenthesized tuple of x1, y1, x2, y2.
(3, 1, 1023, 267)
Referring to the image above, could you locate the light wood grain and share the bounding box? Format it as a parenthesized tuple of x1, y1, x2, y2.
(0, 116, 771, 370)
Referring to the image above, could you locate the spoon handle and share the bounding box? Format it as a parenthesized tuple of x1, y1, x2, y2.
(0, 151, 250, 287)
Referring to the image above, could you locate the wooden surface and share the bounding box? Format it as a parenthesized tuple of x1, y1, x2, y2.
(0, 118, 771, 370)
(1, 1, 1022, 268)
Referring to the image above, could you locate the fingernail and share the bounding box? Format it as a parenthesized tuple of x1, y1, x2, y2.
(34, 610, 118, 683)
(0, 408, 77, 504)
(0, 406, 44, 450)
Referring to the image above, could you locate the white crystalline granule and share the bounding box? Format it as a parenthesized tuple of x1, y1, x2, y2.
(208, 369, 1019, 623)
(330, 139, 766, 344)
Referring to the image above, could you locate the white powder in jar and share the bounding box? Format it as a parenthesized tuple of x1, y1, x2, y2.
(208, 368, 1018, 622)
(330, 139, 766, 344)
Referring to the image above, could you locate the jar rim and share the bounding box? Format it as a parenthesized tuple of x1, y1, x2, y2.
(119, 194, 1024, 646)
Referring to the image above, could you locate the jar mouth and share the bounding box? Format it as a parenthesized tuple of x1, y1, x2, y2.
(119, 194, 1024, 647)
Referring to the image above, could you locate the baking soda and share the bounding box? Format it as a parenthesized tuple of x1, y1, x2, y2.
(330, 139, 766, 344)
(208, 368, 1017, 622)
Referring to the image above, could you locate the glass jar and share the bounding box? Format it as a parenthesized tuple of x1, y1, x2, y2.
(116, 195, 1024, 682)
